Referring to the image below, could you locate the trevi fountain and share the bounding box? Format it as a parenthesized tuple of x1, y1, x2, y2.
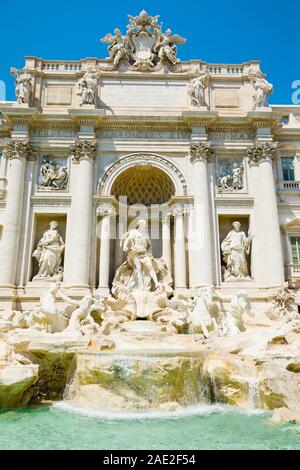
(0, 10, 300, 450)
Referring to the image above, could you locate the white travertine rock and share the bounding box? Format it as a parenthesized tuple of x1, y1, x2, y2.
(0, 364, 39, 408)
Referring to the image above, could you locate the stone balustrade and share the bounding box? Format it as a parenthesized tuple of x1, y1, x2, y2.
(278, 180, 300, 191)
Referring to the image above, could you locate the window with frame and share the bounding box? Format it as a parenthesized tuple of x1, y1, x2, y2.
(290, 236, 300, 272)
(281, 157, 295, 181)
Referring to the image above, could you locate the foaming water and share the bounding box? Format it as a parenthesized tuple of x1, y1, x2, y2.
(54, 401, 267, 421)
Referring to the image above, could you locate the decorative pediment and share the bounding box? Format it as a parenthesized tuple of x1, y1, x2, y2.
(282, 218, 300, 234)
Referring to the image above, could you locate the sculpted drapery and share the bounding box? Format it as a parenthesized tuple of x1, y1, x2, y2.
(32, 221, 65, 280)
(221, 221, 251, 280)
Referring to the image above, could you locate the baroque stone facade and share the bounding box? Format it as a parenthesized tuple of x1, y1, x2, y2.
(0, 9, 300, 312)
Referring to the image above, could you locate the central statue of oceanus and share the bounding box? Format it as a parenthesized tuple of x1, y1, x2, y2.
(112, 219, 172, 299)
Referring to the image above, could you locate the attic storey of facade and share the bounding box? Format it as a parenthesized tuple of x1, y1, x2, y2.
(0, 8, 300, 312)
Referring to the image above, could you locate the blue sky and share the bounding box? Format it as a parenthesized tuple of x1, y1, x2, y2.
(0, 0, 299, 103)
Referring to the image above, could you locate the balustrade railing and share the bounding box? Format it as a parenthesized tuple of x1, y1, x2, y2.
(278, 180, 300, 191)
(208, 65, 244, 76)
(41, 62, 82, 72)
(286, 263, 300, 277)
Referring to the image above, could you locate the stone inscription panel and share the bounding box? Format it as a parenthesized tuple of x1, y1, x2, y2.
(101, 79, 187, 108)
(46, 86, 73, 105)
(213, 88, 240, 108)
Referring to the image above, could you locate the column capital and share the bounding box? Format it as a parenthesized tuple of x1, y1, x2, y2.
(247, 142, 277, 166)
(162, 211, 172, 224)
(189, 141, 214, 163)
(6, 140, 37, 161)
(97, 204, 115, 218)
(170, 206, 189, 219)
(71, 139, 96, 163)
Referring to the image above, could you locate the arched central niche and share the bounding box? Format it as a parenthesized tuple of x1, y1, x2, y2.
(111, 164, 175, 205)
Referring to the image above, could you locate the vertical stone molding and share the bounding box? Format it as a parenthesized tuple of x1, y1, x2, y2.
(248, 142, 284, 286)
(97, 206, 114, 294)
(0, 141, 37, 287)
(161, 212, 172, 273)
(172, 207, 187, 290)
(64, 140, 96, 288)
(189, 141, 214, 287)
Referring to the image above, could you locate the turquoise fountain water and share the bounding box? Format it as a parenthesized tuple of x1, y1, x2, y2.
(0, 404, 299, 450)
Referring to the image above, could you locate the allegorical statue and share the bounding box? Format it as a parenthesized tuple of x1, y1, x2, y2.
(248, 66, 273, 108)
(100, 28, 130, 67)
(11, 69, 32, 105)
(221, 221, 252, 280)
(188, 69, 210, 107)
(32, 221, 65, 280)
(59, 290, 100, 335)
(155, 28, 186, 65)
(77, 68, 98, 105)
(15, 282, 68, 333)
(39, 159, 68, 190)
(121, 219, 160, 290)
(112, 219, 173, 298)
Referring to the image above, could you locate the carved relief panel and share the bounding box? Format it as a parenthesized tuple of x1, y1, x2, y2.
(36, 156, 69, 191)
(216, 158, 247, 193)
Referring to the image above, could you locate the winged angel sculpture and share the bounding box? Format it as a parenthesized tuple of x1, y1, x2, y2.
(100, 10, 186, 71)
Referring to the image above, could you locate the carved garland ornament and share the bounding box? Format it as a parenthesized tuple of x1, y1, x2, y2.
(98, 153, 188, 196)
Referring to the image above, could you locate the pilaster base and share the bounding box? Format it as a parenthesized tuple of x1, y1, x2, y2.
(96, 286, 111, 296)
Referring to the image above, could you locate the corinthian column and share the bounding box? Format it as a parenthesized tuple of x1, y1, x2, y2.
(248, 142, 284, 286)
(0, 141, 37, 287)
(97, 206, 113, 295)
(173, 207, 187, 290)
(188, 142, 214, 287)
(64, 140, 96, 288)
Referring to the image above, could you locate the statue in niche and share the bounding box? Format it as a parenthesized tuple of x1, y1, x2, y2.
(32, 221, 65, 281)
(112, 219, 173, 298)
(11, 69, 32, 105)
(218, 161, 244, 192)
(248, 67, 273, 108)
(187, 69, 210, 107)
(221, 221, 252, 280)
(77, 68, 98, 105)
(39, 159, 68, 190)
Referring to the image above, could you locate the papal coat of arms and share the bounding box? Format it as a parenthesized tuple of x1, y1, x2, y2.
(100, 10, 186, 71)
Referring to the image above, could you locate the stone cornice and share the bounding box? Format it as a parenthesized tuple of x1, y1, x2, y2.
(0, 107, 39, 127)
(68, 108, 106, 126)
(181, 110, 218, 128)
(214, 196, 254, 207)
(189, 141, 214, 163)
(246, 110, 282, 129)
